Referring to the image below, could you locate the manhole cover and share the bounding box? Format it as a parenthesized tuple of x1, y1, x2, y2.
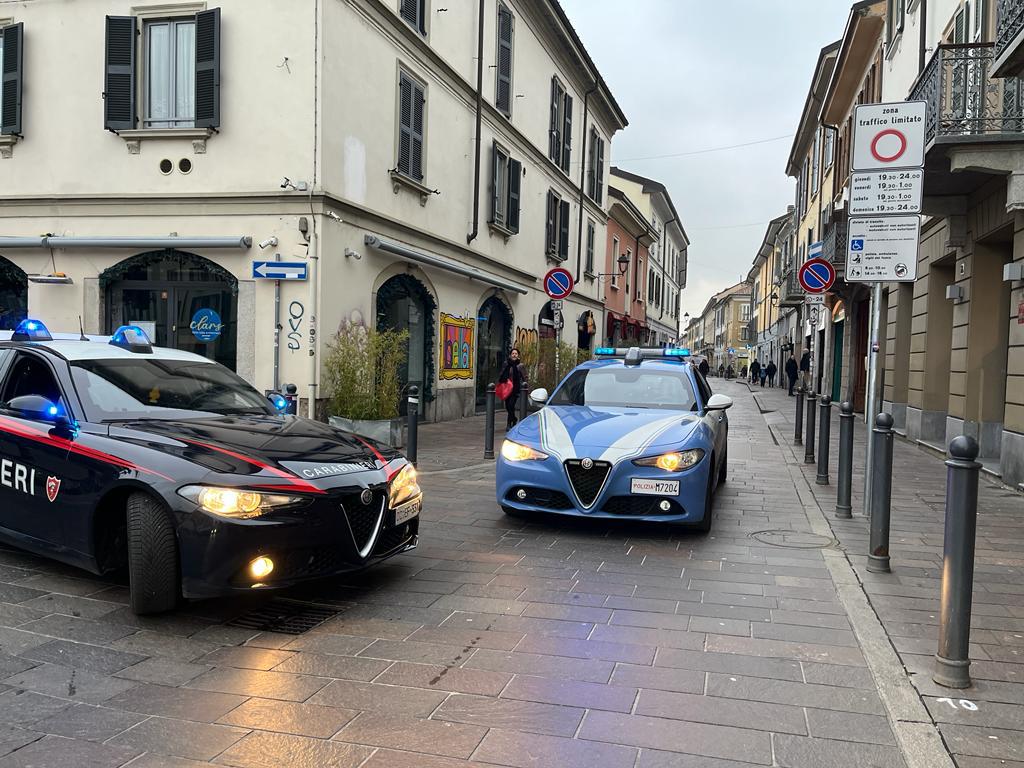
(750, 530, 837, 549)
(226, 598, 339, 635)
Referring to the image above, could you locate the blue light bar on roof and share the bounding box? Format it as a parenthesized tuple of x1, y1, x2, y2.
(665, 348, 691, 357)
(109, 325, 154, 354)
(11, 318, 53, 342)
(594, 347, 616, 356)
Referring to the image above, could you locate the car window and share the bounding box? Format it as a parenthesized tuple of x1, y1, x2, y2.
(1, 353, 65, 408)
(694, 368, 713, 407)
(549, 366, 698, 411)
(69, 358, 275, 421)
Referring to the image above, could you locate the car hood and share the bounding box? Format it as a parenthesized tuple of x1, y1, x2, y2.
(511, 405, 701, 463)
(109, 415, 397, 488)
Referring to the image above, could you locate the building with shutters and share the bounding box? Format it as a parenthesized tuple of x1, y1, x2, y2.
(603, 186, 653, 346)
(0, 0, 626, 422)
(747, 211, 798, 383)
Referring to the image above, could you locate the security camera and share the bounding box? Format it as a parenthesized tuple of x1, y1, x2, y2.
(280, 177, 293, 190)
(258, 237, 279, 249)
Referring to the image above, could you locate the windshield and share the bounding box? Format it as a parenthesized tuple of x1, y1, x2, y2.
(548, 366, 698, 411)
(70, 358, 276, 421)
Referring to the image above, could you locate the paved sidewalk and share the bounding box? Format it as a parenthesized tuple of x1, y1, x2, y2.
(753, 383, 1024, 767)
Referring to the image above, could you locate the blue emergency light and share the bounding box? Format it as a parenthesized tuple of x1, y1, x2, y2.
(110, 325, 154, 354)
(595, 347, 616, 356)
(665, 348, 691, 357)
(272, 395, 288, 411)
(11, 318, 53, 342)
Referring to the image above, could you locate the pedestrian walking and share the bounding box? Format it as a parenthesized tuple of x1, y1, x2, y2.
(698, 358, 710, 378)
(785, 353, 799, 396)
(749, 359, 760, 385)
(766, 360, 777, 388)
(718, 363, 725, 378)
(758, 364, 767, 387)
(497, 348, 527, 429)
(800, 348, 811, 391)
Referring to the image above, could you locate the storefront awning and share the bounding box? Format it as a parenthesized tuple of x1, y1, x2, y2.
(0, 236, 252, 249)
(364, 234, 529, 295)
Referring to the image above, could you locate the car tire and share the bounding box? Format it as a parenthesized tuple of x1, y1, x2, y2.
(501, 505, 520, 517)
(718, 449, 728, 484)
(127, 493, 181, 615)
(694, 466, 715, 534)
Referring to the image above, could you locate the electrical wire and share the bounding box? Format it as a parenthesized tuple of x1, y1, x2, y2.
(613, 134, 794, 163)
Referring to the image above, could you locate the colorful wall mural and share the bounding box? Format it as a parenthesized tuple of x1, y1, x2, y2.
(440, 313, 474, 380)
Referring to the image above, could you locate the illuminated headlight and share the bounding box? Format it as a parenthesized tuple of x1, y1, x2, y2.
(178, 486, 305, 519)
(633, 449, 705, 472)
(388, 463, 422, 508)
(500, 440, 549, 462)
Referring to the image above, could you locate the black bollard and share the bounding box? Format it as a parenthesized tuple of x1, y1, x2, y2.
(794, 387, 804, 446)
(816, 396, 832, 485)
(836, 402, 855, 519)
(866, 413, 894, 573)
(934, 436, 982, 689)
(484, 383, 496, 460)
(804, 392, 817, 464)
(406, 385, 419, 466)
(518, 382, 528, 422)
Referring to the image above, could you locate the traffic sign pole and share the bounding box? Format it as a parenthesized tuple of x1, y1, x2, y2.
(543, 268, 574, 387)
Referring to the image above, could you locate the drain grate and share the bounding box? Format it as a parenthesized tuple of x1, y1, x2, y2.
(226, 598, 339, 635)
(750, 530, 838, 550)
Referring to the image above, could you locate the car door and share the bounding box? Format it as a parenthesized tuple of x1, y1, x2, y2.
(0, 351, 107, 553)
(693, 369, 726, 464)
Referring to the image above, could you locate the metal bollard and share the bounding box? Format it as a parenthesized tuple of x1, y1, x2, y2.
(816, 396, 831, 485)
(518, 382, 528, 422)
(836, 402, 855, 518)
(934, 436, 981, 689)
(804, 392, 817, 464)
(794, 387, 804, 445)
(484, 383, 496, 460)
(866, 413, 894, 573)
(406, 385, 419, 466)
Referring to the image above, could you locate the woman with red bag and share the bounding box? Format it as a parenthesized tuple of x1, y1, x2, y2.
(497, 348, 527, 429)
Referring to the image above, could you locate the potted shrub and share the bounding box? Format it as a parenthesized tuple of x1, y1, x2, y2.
(323, 321, 409, 447)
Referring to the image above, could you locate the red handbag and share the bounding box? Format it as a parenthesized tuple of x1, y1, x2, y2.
(495, 379, 514, 401)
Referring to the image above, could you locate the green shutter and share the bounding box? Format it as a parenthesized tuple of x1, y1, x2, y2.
(104, 16, 136, 132)
(1, 23, 24, 136)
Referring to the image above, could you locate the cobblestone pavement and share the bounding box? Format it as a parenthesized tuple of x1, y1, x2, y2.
(756, 381, 1024, 767)
(0, 383, 939, 767)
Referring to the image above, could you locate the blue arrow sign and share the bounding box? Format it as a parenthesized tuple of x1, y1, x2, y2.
(252, 261, 307, 280)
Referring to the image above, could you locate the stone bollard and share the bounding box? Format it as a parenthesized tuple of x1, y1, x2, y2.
(406, 385, 419, 466)
(866, 413, 895, 574)
(816, 396, 832, 485)
(795, 387, 804, 446)
(836, 402, 855, 519)
(484, 384, 496, 459)
(804, 391, 817, 464)
(934, 436, 982, 689)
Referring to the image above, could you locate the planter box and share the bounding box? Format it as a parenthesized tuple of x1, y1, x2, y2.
(329, 416, 404, 448)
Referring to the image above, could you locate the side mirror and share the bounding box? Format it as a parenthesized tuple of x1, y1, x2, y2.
(6, 395, 71, 425)
(529, 388, 549, 408)
(706, 393, 733, 411)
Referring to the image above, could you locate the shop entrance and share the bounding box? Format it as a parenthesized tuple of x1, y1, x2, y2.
(0, 258, 27, 330)
(475, 296, 512, 409)
(103, 251, 238, 371)
(376, 274, 435, 416)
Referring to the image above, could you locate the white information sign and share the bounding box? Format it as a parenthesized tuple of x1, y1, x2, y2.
(846, 216, 921, 283)
(805, 294, 825, 306)
(850, 169, 923, 215)
(852, 101, 926, 171)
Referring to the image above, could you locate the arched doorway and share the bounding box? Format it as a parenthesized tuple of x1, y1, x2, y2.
(475, 296, 512, 408)
(102, 250, 238, 371)
(376, 274, 435, 414)
(0, 258, 28, 330)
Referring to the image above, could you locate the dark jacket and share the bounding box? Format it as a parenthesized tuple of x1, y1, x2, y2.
(766, 362, 777, 378)
(698, 360, 710, 376)
(498, 359, 526, 402)
(785, 358, 799, 378)
(750, 361, 760, 375)
(799, 352, 811, 372)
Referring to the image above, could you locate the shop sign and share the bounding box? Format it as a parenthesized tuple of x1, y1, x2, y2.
(190, 308, 224, 342)
(439, 313, 474, 380)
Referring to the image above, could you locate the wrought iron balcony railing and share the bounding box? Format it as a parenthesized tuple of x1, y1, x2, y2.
(822, 218, 847, 275)
(910, 43, 1024, 145)
(779, 270, 803, 306)
(996, 0, 1024, 70)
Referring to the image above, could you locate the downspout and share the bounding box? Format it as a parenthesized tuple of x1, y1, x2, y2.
(575, 84, 598, 280)
(919, 0, 928, 74)
(466, 0, 485, 245)
(307, 0, 321, 419)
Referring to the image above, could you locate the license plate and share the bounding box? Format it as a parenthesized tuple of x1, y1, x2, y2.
(631, 478, 680, 496)
(394, 500, 420, 525)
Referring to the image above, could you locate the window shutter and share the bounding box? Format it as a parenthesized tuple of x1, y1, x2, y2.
(586, 128, 595, 198)
(507, 158, 521, 233)
(400, 0, 423, 32)
(974, 0, 986, 40)
(558, 199, 570, 259)
(545, 192, 555, 253)
(561, 92, 573, 172)
(585, 222, 594, 273)
(418, 0, 426, 33)
(496, 6, 513, 115)
(489, 142, 500, 224)
(410, 80, 425, 180)
(104, 16, 136, 132)
(398, 73, 413, 176)
(194, 8, 221, 129)
(549, 78, 560, 162)
(954, 7, 966, 43)
(1, 23, 24, 136)
(596, 137, 605, 204)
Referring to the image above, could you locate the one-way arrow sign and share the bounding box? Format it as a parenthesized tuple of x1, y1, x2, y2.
(252, 261, 307, 280)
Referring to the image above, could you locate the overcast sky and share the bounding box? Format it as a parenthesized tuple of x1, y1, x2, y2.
(561, 0, 854, 325)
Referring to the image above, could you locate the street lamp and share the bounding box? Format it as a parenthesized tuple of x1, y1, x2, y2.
(598, 253, 630, 280)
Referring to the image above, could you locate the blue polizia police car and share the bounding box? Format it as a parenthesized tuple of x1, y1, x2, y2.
(496, 347, 731, 531)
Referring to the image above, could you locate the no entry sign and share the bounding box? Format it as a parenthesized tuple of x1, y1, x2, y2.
(544, 267, 574, 300)
(852, 102, 926, 171)
(798, 257, 836, 294)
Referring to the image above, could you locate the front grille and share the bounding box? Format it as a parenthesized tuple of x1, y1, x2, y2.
(373, 523, 415, 557)
(602, 496, 684, 517)
(506, 487, 574, 510)
(340, 491, 385, 557)
(564, 459, 611, 508)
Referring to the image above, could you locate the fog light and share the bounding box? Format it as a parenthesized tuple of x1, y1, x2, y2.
(659, 500, 672, 512)
(249, 556, 274, 579)
(516, 489, 527, 500)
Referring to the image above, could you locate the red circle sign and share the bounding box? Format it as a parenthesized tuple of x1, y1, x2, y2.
(798, 258, 836, 294)
(544, 268, 574, 300)
(870, 129, 908, 163)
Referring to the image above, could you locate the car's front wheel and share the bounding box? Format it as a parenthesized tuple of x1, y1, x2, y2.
(694, 464, 715, 533)
(127, 493, 181, 615)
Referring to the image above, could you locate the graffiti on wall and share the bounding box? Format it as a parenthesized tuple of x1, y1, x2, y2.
(287, 301, 304, 351)
(515, 326, 538, 350)
(440, 313, 474, 380)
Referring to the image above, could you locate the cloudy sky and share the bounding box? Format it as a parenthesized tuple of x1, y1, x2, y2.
(561, 0, 853, 323)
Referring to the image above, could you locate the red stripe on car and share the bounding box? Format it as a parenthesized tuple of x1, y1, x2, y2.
(179, 439, 327, 495)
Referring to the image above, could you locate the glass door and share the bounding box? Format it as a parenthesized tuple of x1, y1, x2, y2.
(118, 288, 171, 348)
(172, 286, 237, 371)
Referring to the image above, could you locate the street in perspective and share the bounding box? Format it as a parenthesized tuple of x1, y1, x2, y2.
(0, 0, 1023, 766)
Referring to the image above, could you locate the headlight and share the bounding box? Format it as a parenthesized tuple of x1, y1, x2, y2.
(500, 440, 549, 462)
(388, 463, 421, 508)
(178, 485, 306, 519)
(633, 449, 705, 472)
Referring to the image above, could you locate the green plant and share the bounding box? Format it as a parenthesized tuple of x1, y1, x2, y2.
(533, 339, 588, 391)
(324, 322, 409, 420)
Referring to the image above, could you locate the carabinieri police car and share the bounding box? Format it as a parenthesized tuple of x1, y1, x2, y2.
(496, 347, 731, 531)
(0, 320, 421, 613)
